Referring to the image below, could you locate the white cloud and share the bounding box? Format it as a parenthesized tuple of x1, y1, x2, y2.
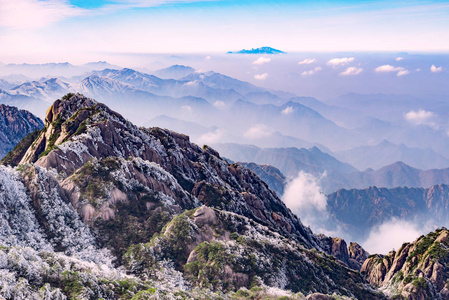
(416, 68, 422, 72)
(184, 80, 198, 86)
(375, 65, 401, 72)
(282, 172, 327, 213)
(362, 218, 424, 254)
(196, 129, 224, 145)
(252, 57, 271, 65)
(327, 57, 354, 67)
(405, 109, 435, 125)
(213, 100, 225, 109)
(395, 57, 404, 61)
(339, 67, 363, 76)
(254, 73, 269, 80)
(397, 70, 410, 76)
(301, 67, 322, 77)
(281, 106, 294, 115)
(243, 124, 272, 139)
(0, 0, 84, 29)
(375, 65, 410, 77)
(431, 64, 443, 73)
(205, 56, 211, 61)
(298, 58, 316, 65)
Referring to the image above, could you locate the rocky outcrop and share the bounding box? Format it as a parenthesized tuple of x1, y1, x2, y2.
(0, 104, 43, 160)
(125, 205, 384, 298)
(14, 93, 322, 250)
(361, 228, 449, 299)
(0, 94, 389, 298)
(317, 236, 368, 271)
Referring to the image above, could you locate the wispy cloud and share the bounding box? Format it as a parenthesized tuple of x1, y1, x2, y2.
(298, 58, 316, 65)
(0, 0, 85, 29)
(340, 67, 363, 76)
(197, 129, 224, 145)
(395, 57, 404, 61)
(375, 64, 409, 76)
(397, 70, 410, 76)
(213, 100, 225, 109)
(281, 106, 294, 115)
(244, 124, 272, 139)
(363, 218, 424, 254)
(327, 57, 354, 67)
(301, 67, 322, 77)
(252, 57, 271, 65)
(431, 64, 443, 73)
(254, 73, 269, 80)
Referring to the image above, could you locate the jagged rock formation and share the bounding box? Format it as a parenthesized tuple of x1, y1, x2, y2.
(317, 236, 369, 271)
(0, 104, 43, 159)
(361, 228, 449, 299)
(0, 94, 385, 299)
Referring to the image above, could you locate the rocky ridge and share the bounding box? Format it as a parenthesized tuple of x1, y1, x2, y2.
(361, 228, 449, 299)
(0, 93, 384, 299)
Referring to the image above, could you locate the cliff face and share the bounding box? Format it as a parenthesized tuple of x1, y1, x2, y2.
(0, 94, 385, 299)
(361, 228, 449, 300)
(0, 104, 43, 159)
(14, 93, 318, 249)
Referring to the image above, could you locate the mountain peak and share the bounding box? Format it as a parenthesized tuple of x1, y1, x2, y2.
(227, 47, 285, 54)
(44, 93, 97, 126)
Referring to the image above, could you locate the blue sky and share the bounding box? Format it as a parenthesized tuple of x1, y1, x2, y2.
(0, 0, 448, 62)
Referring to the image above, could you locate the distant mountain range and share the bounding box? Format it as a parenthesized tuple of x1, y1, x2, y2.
(2, 63, 449, 171)
(215, 143, 449, 194)
(336, 139, 449, 170)
(327, 184, 449, 240)
(227, 47, 285, 54)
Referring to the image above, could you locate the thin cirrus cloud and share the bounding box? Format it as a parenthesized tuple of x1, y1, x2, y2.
(375, 65, 409, 76)
(340, 67, 363, 76)
(327, 57, 354, 68)
(0, 0, 85, 29)
(301, 67, 322, 77)
(431, 65, 443, 73)
(298, 58, 316, 65)
(252, 57, 271, 65)
(254, 73, 269, 80)
(0, 0, 214, 30)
